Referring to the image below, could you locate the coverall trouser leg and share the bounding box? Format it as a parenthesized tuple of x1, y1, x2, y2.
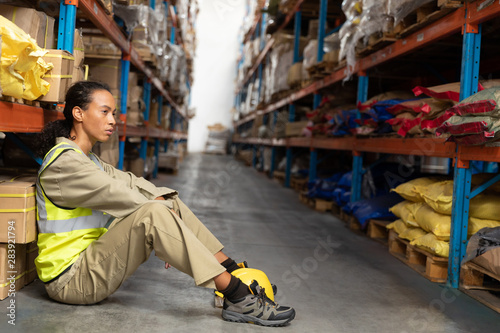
(45, 199, 226, 304)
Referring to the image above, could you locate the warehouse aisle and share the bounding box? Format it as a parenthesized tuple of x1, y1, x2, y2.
(3, 153, 500, 332)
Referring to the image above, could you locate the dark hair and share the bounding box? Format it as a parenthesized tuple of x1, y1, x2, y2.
(36, 81, 111, 157)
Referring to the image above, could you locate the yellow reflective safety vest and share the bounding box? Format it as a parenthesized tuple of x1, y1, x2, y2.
(35, 143, 112, 282)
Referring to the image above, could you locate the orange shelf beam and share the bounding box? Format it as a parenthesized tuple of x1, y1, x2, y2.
(467, 0, 500, 25)
(354, 137, 456, 157)
(359, 7, 465, 72)
(0, 102, 64, 133)
(457, 145, 500, 163)
(234, 136, 456, 158)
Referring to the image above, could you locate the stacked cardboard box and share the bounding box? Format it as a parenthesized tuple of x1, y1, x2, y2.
(86, 58, 121, 91)
(83, 35, 120, 58)
(0, 175, 38, 300)
(0, 5, 55, 49)
(127, 71, 144, 126)
(72, 29, 86, 85)
(39, 50, 75, 103)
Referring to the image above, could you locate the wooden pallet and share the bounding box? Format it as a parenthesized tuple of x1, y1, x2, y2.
(273, 170, 286, 185)
(0, 95, 42, 107)
(357, 34, 398, 57)
(367, 219, 391, 245)
(388, 230, 448, 283)
(460, 261, 500, 314)
(290, 177, 308, 192)
(396, 0, 463, 38)
(306, 61, 337, 79)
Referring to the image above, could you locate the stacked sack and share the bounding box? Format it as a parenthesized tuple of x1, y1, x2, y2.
(385, 83, 461, 137)
(387, 176, 500, 257)
(434, 86, 500, 146)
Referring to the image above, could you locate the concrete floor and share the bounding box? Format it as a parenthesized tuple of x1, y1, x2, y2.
(1, 153, 499, 332)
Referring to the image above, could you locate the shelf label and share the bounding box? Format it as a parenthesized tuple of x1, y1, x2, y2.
(94, 3, 98, 15)
(402, 39, 407, 46)
(417, 33, 424, 42)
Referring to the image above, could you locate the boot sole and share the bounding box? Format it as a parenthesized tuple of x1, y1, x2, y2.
(222, 309, 295, 327)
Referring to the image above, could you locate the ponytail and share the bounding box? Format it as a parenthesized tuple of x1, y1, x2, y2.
(36, 81, 111, 157)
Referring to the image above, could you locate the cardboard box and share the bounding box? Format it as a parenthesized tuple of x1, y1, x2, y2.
(39, 50, 74, 103)
(0, 177, 37, 244)
(285, 121, 309, 137)
(0, 5, 55, 49)
(25, 241, 38, 286)
(471, 247, 500, 277)
(86, 58, 121, 90)
(73, 29, 85, 68)
(126, 158, 145, 177)
(71, 66, 85, 85)
(0, 243, 27, 300)
(127, 107, 143, 126)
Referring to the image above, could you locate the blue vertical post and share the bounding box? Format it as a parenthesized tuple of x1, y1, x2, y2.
(351, 73, 369, 202)
(153, 95, 163, 178)
(170, 6, 177, 43)
(252, 145, 257, 169)
(285, 10, 302, 188)
(260, 13, 268, 51)
(285, 105, 296, 187)
(317, 0, 328, 63)
(57, 1, 76, 52)
(140, 81, 151, 176)
(448, 23, 482, 288)
(270, 111, 278, 178)
(293, 11, 301, 62)
(118, 56, 130, 170)
(256, 14, 264, 101)
(309, 0, 328, 183)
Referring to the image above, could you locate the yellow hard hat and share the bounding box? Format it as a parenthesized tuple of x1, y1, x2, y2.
(214, 266, 275, 302)
(231, 267, 275, 301)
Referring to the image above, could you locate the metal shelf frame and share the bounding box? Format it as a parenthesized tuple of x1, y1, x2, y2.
(0, 0, 190, 178)
(233, 1, 500, 290)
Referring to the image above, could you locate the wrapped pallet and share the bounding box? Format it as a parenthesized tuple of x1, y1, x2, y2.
(205, 124, 230, 155)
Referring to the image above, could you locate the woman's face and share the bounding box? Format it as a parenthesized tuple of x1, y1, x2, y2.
(81, 89, 117, 144)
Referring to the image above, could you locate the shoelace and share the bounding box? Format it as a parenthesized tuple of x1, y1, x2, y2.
(255, 287, 277, 309)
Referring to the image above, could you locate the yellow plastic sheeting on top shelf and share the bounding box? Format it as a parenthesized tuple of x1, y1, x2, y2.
(0, 15, 52, 100)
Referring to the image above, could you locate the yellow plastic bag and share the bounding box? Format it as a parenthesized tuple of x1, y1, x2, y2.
(410, 233, 449, 258)
(386, 219, 407, 235)
(399, 227, 427, 242)
(389, 201, 409, 218)
(391, 177, 442, 202)
(389, 201, 421, 227)
(0, 15, 52, 100)
(468, 217, 500, 237)
(420, 179, 500, 220)
(413, 203, 451, 240)
(419, 180, 453, 215)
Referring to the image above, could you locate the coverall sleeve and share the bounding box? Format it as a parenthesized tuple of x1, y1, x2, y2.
(39, 149, 175, 218)
(94, 154, 178, 200)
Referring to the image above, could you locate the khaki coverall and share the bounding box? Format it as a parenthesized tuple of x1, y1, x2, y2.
(40, 138, 226, 304)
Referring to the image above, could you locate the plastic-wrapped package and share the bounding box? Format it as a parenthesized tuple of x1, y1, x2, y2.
(358, 0, 388, 45)
(323, 32, 340, 54)
(302, 40, 318, 70)
(387, 0, 434, 26)
(342, 0, 363, 23)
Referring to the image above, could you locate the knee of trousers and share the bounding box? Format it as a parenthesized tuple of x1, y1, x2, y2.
(131, 202, 176, 227)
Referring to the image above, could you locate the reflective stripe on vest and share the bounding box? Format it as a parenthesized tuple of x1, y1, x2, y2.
(36, 143, 110, 234)
(36, 142, 111, 282)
